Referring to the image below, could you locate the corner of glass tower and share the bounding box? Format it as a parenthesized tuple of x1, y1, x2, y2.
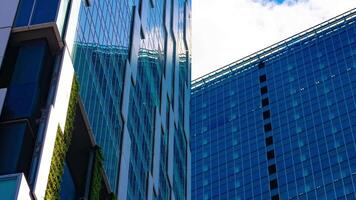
(0, 0, 191, 199)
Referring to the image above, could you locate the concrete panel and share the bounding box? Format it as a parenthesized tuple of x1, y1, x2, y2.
(152, 108, 162, 194)
(11, 23, 64, 54)
(17, 173, 31, 200)
(64, 0, 81, 54)
(53, 49, 74, 130)
(33, 106, 58, 199)
(129, 7, 141, 84)
(121, 61, 132, 123)
(56, 0, 71, 36)
(0, 27, 11, 68)
(117, 125, 131, 200)
(30, 48, 75, 199)
(0, 0, 20, 28)
(0, 88, 7, 115)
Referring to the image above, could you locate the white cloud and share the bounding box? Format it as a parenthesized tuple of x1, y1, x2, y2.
(192, 0, 356, 79)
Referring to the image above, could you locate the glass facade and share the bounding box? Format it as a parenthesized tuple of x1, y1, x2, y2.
(191, 9, 356, 200)
(14, 0, 71, 35)
(72, 0, 191, 198)
(0, 0, 191, 199)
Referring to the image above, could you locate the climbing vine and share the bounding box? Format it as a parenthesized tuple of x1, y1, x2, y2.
(45, 77, 78, 199)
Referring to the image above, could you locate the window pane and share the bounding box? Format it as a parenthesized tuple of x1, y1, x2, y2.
(14, 0, 35, 26)
(30, 0, 60, 24)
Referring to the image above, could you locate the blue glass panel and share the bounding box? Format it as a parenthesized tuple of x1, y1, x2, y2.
(0, 177, 17, 200)
(60, 162, 76, 200)
(0, 122, 34, 175)
(191, 10, 356, 200)
(30, 0, 60, 24)
(14, 0, 35, 26)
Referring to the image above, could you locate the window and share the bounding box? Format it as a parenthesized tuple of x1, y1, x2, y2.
(270, 179, 278, 190)
(259, 75, 267, 83)
(263, 110, 270, 120)
(271, 194, 280, 200)
(258, 61, 265, 69)
(30, 0, 60, 24)
(261, 86, 268, 95)
(266, 136, 273, 146)
(262, 98, 269, 107)
(268, 164, 276, 175)
(267, 150, 275, 160)
(264, 123, 272, 132)
(14, 0, 35, 26)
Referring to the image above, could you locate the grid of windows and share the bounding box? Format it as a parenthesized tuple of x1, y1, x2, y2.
(191, 10, 356, 200)
(72, 0, 134, 189)
(72, 0, 191, 198)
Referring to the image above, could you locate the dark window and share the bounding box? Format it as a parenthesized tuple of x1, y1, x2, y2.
(258, 62, 265, 69)
(262, 98, 269, 107)
(266, 136, 273, 146)
(264, 123, 272, 132)
(259, 75, 267, 83)
(271, 195, 280, 200)
(267, 150, 275, 160)
(268, 164, 276, 174)
(270, 179, 278, 190)
(260, 86, 268, 95)
(263, 110, 270, 120)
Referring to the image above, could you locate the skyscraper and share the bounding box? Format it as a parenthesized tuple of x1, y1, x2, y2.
(0, 0, 191, 199)
(191, 9, 356, 200)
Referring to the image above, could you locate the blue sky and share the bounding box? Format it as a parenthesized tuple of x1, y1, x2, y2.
(273, 0, 285, 4)
(192, 0, 356, 79)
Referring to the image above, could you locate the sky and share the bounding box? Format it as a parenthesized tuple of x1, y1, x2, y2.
(192, 0, 356, 79)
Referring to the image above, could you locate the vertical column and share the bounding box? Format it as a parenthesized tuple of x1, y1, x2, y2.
(0, 0, 20, 68)
(118, 5, 142, 200)
(186, 144, 191, 200)
(118, 126, 131, 200)
(0, 88, 6, 114)
(152, 107, 162, 194)
(139, 0, 150, 39)
(258, 61, 280, 200)
(167, 106, 175, 187)
(129, 7, 141, 85)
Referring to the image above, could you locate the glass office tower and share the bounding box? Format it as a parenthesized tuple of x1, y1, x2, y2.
(191, 9, 356, 200)
(0, 0, 191, 199)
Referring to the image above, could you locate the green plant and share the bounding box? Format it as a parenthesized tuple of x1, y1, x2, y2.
(45, 77, 78, 199)
(45, 126, 66, 199)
